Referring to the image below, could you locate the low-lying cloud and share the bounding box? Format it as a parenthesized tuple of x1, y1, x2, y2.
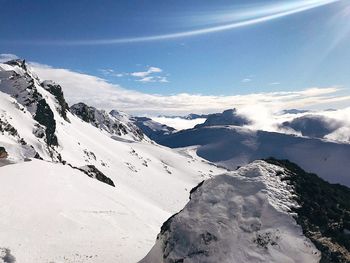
(1, 54, 349, 143)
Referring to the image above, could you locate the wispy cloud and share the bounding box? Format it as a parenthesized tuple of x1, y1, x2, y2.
(100, 66, 168, 83)
(242, 78, 252, 83)
(99, 69, 125, 77)
(137, 76, 169, 83)
(0, 0, 339, 45)
(130, 66, 162, 78)
(269, 82, 281, 85)
(29, 61, 350, 116)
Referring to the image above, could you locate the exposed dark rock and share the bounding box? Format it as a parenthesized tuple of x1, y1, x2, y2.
(70, 102, 96, 123)
(189, 180, 204, 199)
(68, 164, 115, 187)
(253, 231, 279, 249)
(4, 59, 27, 71)
(265, 158, 350, 263)
(0, 118, 19, 137)
(0, 146, 8, 159)
(71, 103, 144, 141)
(33, 124, 45, 138)
(160, 212, 181, 237)
(33, 151, 43, 160)
(200, 232, 218, 245)
(34, 99, 58, 146)
(0, 247, 16, 263)
(0, 61, 41, 111)
(41, 81, 70, 122)
(110, 110, 145, 140)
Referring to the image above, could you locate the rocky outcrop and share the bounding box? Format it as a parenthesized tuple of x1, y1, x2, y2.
(68, 164, 115, 187)
(0, 147, 8, 159)
(41, 80, 70, 122)
(0, 247, 16, 263)
(4, 59, 27, 71)
(0, 60, 41, 113)
(0, 59, 59, 147)
(265, 158, 350, 263)
(0, 118, 19, 138)
(71, 103, 144, 141)
(70, 102, 96, 123)
(34, 99, 58, 146)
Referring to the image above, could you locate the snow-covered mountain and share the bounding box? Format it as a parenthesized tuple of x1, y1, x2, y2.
(70, 103, 145, 142)
(142, 159, 350, 263)
(281, 114, 342, 139)
(158, 125, 350, 187)
(194, 109, 251, 128)
(131, 116, 176, 142)
(0, 59, 225, 262)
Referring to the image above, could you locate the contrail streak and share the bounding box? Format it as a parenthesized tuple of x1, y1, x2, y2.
(3, 0, 340, 45)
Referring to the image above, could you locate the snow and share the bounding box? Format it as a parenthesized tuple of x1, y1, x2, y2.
(0, 61, 225, 262)
(0, 160, 167, 262)
(0, 103, 223, 262)
(0, 60, 346, 262)
(141, 161, 321, 263)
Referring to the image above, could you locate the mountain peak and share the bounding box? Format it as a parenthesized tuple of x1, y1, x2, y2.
(70, 102, 145, 141)
(195, 108, 251, 128)
(4, 59, 27, 70)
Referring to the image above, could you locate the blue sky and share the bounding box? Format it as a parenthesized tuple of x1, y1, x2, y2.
(0, 0, 349, 99)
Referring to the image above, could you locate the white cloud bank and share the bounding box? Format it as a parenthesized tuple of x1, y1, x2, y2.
(28, 61, 350, 117)
(152, 117, 206, 130)
(1, 55, 350, 142)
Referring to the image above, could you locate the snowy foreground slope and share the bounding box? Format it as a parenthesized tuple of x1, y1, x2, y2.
(159, 126, 350, 187)
(0, 160, 166, 262)
(0, 60, 225, 262)
(142, 160, 350, 263)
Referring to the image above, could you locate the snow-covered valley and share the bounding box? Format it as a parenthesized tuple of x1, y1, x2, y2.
(158, 123, 350, 187)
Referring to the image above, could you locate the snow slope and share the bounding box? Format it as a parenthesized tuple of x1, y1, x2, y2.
(0, 159, 167, 263)
(141, 160, 321, 263)
(0, 60, 225, 262)
(159, 126, 350, 187)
